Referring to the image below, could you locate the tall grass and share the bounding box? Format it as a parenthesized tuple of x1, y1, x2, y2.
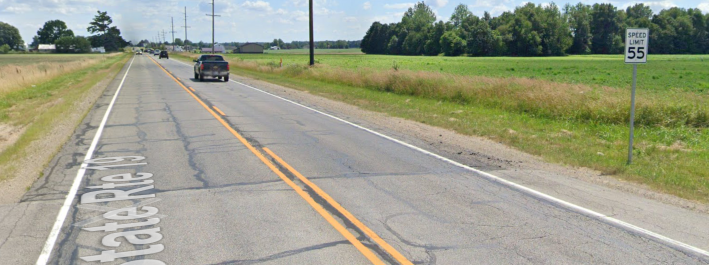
(0, 55, 115, 97)
(192, 52, 708, 128)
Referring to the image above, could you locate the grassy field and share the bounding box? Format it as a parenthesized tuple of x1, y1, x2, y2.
(0, 54, 111, 66)
(0, 53, 130, 182)
(264, 48, 364, 55)
(0, 54, 119, 97)
(174, 52, 709, 202)
(225, 53, 709, 93)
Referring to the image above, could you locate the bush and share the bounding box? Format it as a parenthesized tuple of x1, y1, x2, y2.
(440, 31, 466, 56)
(0, 44, 10, 54)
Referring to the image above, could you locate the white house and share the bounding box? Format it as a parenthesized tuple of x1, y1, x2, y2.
(270, 46, 280, 50)
(91, 47, 106, 53)
(38, 44, 56, 53)
(201, 44, 225, 53)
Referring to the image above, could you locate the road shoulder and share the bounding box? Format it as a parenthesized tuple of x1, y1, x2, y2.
(0, 56, 133, 265)
(0, 55, 130, 204)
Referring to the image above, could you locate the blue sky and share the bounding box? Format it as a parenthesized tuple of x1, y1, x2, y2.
(1, 0, 708, 45)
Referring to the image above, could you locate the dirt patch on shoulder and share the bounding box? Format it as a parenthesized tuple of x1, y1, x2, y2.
(0, 124, 26, 154)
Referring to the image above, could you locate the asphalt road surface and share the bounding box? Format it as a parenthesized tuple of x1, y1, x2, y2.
(1, 54, 708, 264)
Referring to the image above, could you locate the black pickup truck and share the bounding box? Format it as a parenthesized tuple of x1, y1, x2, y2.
(193, 55, 229, 82)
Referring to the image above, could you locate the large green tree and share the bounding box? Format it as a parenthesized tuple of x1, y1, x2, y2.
(36, 20, 74, 45)
(87, 11, 128, 52)
(0, 21, 24, 50)
(440, 30, 466, 56)
(565, 3, 592, 54)
(590, 3, 621, 54)
(450, 4, 472, 29)
(399, 2, 436, 55)
(424, 21, 446, 55)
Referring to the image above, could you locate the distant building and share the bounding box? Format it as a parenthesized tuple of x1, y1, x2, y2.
(92, 47, 106, 53)
(201, 44, 226, 53)
(270, 46, 280, 50)
(38, 44, 56, 53)
(164, 45, 184, 52)
(239, 43, 264, 54)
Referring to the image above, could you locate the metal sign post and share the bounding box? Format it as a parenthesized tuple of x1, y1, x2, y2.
(624, 28, 649, 165)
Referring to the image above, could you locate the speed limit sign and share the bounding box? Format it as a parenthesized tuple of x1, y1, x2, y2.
(625, 28, 649, 165)
(625, 28, 649, 64)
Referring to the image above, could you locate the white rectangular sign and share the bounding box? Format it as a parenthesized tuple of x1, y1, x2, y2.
(625, 28, 649, 64)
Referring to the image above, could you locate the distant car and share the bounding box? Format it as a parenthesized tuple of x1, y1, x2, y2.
(147, 49, 153, 53)
(154, 50, 160, 56)
(136, 50, 142, 55)
(159, 50, 169, 59)
(194, 55, 229, 82)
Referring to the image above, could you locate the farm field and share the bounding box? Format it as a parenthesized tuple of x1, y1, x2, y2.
(264, 48, 364, 55)
(175, 52, 709, 202)
(0, 53, 110, 66)
(226, 53, 709, 93)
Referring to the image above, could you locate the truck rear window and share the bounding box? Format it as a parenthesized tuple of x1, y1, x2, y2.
(201, 56, 225, 62)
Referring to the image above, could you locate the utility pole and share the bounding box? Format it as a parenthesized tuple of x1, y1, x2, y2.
(182, 6, 191, 46)
(309, 0, 314, 66)
(162, 30, 167, 44)
(171, 17, 175, 45)
(206, 0, 221, 54)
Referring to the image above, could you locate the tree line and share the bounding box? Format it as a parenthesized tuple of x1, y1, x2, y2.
(0, 11, 128, 53)
(361, 2, 709, 56)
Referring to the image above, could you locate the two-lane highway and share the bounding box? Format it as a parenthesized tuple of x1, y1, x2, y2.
(4, 54, 708, 264)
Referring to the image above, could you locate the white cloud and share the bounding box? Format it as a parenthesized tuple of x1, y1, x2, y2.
(3, 4, 31, 14)
(468, 0, 514, 16)
(363, 1, 371, 10)
(623, 1, 676, 13)
(241, 1, 273, 12)
(425, 0, 449, 8)
(700, 3, 709, 13)
(384, 3, 415, 9)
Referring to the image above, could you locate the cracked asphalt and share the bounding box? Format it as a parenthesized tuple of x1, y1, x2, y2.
(0, 55, 708, 264)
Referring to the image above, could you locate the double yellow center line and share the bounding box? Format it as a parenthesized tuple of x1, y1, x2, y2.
(147, 57, 412, 265)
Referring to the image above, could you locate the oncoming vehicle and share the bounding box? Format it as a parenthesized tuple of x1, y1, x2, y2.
(193, 55, 229, 82)
(154, 50, 160, 56)
(136, 50, 142, 55)
(159, 51, 169, 59)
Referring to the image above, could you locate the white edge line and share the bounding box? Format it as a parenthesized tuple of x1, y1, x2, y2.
(170, 59, 709, 258)
(36, 56, 136, 265)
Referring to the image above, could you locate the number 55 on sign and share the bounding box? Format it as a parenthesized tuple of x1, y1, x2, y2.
(625, 28, 649, 64)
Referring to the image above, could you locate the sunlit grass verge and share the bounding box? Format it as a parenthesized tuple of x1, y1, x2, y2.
(173, 53, 709, 202)
(0, 54, 119, 97)
(0, 53, 130, 182)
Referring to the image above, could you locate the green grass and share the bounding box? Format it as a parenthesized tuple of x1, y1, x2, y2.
(0, 53, 130, 181)
(224, 53, 709, 93)
(0, 54, 110, 66)
(263, 48, 364, 55)
(173, 53, 709, 202)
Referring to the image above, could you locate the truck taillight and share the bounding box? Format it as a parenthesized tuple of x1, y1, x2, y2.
(200, 64, 204, 70)
(227, 64, 230, 71)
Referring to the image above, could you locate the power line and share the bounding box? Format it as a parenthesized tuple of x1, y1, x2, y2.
(206, 0, 221, 54)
